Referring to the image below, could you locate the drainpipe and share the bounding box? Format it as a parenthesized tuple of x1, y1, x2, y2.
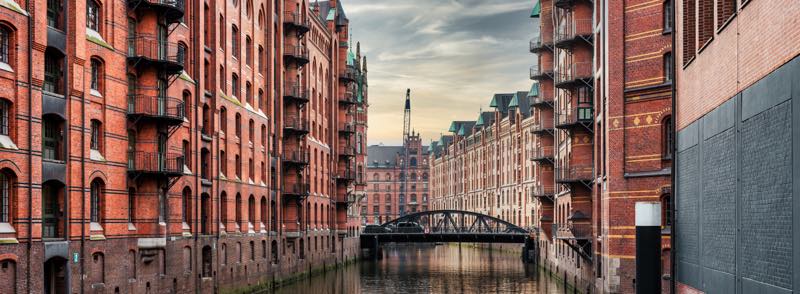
(669, 0, 677, 292)
(192, 2, 201, 293)
(25, 0, 32, 291)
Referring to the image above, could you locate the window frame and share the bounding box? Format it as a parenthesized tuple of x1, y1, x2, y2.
(86, 0, 101, 33)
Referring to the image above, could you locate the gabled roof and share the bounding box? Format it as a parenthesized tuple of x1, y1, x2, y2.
(531, 0, 541, 18)
(448, 121, 472, 133)
(457, 121, 476, 136)
(489, 93, 515, 115)
(528, 82, 540, 97)
(513, 91, 532, 118)
(475, 111, 496, 128)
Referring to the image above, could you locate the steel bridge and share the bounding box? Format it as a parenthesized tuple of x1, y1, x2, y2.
(360, 210, 535, 246)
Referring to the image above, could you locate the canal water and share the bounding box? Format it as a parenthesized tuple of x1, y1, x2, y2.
(268, 244, 565, 293)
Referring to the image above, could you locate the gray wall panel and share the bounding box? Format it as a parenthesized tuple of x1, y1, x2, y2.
(701, 128, 736, 273)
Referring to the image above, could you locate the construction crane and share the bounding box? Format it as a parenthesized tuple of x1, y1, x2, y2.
(400, 89, 411, 216)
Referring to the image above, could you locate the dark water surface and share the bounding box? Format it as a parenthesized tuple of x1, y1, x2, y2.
(268, 244, 565, 293)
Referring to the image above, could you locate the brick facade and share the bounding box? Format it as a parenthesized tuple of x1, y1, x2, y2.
(0, 0, 368, 293)
(364, 134, 429, 224)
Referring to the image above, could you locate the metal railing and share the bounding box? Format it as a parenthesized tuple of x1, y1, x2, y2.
(340, 66, 358, 82)
(339, 90, 357, 104)
(532, 184, 555, 197)
(283, 183, 310, 196)
(282, 149, 309, 165)
(283, 45, 309, 61)
(127, 151, 184, 175)
(531, 116, 554, 133)
(555, 62, 593, 86)
(555, 108, 593, 128)
(338, 122, 356, 133)
(283, 81, 308, 101)
(127, 36, 183, 64)
(284, 117, 309, 133)
(127, 95, 185, 121)
(552, 222, 592, 240)
(555, 19, 593, 45)
(283, 12, 310, 29)
(555, 164, 593, 183)
(531, 146, 554, 161)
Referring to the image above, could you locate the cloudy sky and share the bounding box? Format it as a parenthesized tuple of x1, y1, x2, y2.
(340, 0, 537, 146)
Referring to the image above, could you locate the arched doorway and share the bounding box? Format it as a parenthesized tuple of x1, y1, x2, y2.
(44, 257, 67, 294)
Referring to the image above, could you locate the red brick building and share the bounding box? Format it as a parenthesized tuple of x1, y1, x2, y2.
(431, 0, 675, 292)
(365, 133, 429, 225)
(0, 0, 367, 293)
(674, 1, 800, 293)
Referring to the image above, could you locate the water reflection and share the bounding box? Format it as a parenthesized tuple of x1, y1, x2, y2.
(268, 244, 565, 294)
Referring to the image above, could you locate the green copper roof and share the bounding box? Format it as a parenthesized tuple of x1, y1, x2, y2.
(476, 113, 485, 126)
(528, 82, 540, 97)
(489, 96, 498, 108)
(448, 122, 459, 132)
(327, 10, 336, 21)
(457, 125, 466, 136)
(531, 1, 541, 18)
(509, 93, 520, 108)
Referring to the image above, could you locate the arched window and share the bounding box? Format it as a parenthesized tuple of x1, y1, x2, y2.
(202, 104, 211, 135)
(201, 246, 212, 277)
(182, 91, 191, 121)
(235, 112, 241, 138)
(231, 73, 239, 98)
(0, 169, 15, 223)
(245, 36, 252, 66)
(248, 119, 254, 143)
(177, 42, 188, 67)
(248, 195, 255, 225)
(182, 187, 191, 225)
(231, 25, 239, 58)
(201, 148, 210, 180)
(662, 116, 673, 159)
(246, 0, 252, 19)
(271, 240, 278, 264)
(261, 124, 267, 147)
(219, 15, 225, 49)
(220, 192, 228, 226)
(245, 82, 252, 106)
(182, 140, 191, 169)
(90, 119, 102, 153)
(89, 58, 103, 94)
(90, 179, 104, 223)
(260, 196, 267, 225)
(235, 193, 242, 227)
(219, 107, 227, 135)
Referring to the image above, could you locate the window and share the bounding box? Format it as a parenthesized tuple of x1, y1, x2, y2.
(235, 193, 242, 226)
(220, 107, 227, 135)
(90, 120, 102, 152)
(202, 104, 211, 135)
(0, 99, 10, 136)
(231, 25, 239, 58)
(47, 0, 64, 29)
(258, 46, 264, 74)
(662, 194, 672, 228)
(201, 148, 210, 179)
(182, 187, 191, 224)
(177, 42, 188, 67)
(42, 115, 64, 161)
(248, 119, 254, 143)
(245, 36, 252, 66)
(235, 113, 242, 138)
(260, 197, 267, 225)
(127, 188, 135, 224)
(663, 0, 673, 32)
(698, 0, 713, 47)
(663, 116, 674, 159)
(202, 246, 212, 277)
(0, 170, 13, 223)
(182, 140, 191, 169)
(231, 74, 239, 98)
(90, 179, 103, 223)
(90, 59, 102, 93)
(0, 27, 10, 65)
(261, 124, 267, 147)
(235, 155, 241, 179)
(664, 52, 673, 82)
(220, 150, 226, 176)
(219, 15, 225, 50)
(87, 0, 100, 32)
(44, 49, 64, 94)
(246, 82, 253, 106)
(248, 195, 255, 224)
(220, 192, 228, 225)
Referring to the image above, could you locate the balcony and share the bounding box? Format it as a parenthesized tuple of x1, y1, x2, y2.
(335, 169, 356, 182)
(282, 150, 309, 167)
(530, 146, 554, 163)
(283, 117, 309, 136)
(338, 122, 356, 135)
(283, 12, 310, 34)
(283, 81, 309, 104)
(531, 117, 554, 135)
(128, 0, 184, 25)
(531, 184, 555, 199)
(339, 66, 358, 83)
(553, 222, 591, 240)
(127, 95, 185, 126)
(127, 151, 185, 177)
(554, 0, 583, 9)
(530, 65, 554, 81)
(529, 35, 553, 53)
(283, 45, 309, 66)
(555, 164, 593, 184)
(555, 19, 593, 49)
(530, 93, 554, 108)
(555, 62, 593, 89)
(127, 36, 184, 75)
(339, 89, 358, 105)
(339, 145, 356, 158)
(555, 108, 593, 131)
(283, 183, 310, 197)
